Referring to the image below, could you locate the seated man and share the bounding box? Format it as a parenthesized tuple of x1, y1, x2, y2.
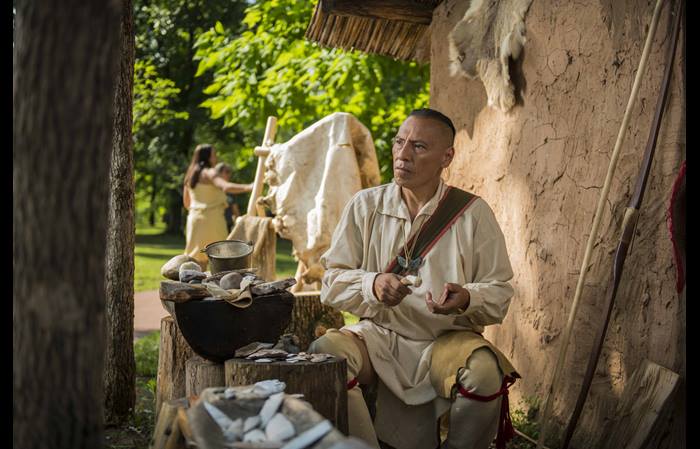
(309, 108, 520, 449)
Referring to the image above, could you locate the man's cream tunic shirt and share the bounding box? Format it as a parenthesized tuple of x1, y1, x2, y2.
(320, 179, 515, 406)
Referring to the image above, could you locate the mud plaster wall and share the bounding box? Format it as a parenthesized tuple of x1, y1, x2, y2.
(431, 0, 685, 447)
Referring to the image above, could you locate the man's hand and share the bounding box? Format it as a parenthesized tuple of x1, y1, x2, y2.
(373, 273, 412, 306)
(425, 283, 470, 315)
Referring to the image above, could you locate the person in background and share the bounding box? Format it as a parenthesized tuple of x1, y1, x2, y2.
(183, 144, 253, 270)
(215, 162, 243, 233)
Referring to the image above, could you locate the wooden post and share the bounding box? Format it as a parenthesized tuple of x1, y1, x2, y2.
(247, 116, 277, 217)
(185, 356, 225, 397)
(287, 291, 345, 351)
(225, 357, 348, 434)
(156, 316, 194, 418)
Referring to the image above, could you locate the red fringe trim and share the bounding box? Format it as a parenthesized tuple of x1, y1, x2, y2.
(457, 376, 517, 449)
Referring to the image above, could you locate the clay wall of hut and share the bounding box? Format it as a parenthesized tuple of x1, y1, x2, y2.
(429, 1, 685, 446)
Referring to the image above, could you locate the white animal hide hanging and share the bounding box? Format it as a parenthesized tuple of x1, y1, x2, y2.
(261, 112, 380, 284)
(448, 0, 533, 112)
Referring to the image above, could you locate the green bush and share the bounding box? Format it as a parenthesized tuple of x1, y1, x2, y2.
(134, 331, 160, 377)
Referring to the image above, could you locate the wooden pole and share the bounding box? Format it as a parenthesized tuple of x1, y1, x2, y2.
(247, 116, 277, 217)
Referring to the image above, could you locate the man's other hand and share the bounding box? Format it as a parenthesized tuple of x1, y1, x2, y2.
(373, 273, 412, 306)
(425, 283, 470, 315)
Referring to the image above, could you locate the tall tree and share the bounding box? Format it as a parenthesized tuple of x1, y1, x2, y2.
(104, 0, 136, 425)
(132, 0, 248, 234)
(13, 0, 122, 447)
(194, 0, 430, 182)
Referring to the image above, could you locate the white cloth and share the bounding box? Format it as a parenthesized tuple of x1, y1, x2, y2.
(262, 112, 381, 283)
(320, 179, 515, 407)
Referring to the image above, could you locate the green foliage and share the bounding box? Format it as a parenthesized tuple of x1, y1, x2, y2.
(133, 59, 189, 137)
(194, 0, 430, 182)
(508, 396, 542, 448)
(132, 0, 250, 230)
(134, 331, 160, 377)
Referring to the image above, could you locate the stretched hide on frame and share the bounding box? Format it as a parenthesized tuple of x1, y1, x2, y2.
(260, 112, 381, 283)
(227, 215, 276, 282)
(448, 0, 533, 112)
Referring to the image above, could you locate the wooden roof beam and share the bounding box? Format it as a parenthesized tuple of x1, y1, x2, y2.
(320, 0, 435, 25)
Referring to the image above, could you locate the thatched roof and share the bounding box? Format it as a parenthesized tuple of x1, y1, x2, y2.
(305, 0, 443, 63)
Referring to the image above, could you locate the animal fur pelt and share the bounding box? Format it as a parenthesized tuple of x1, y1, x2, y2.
(260, 112, 380, 284)
(448, 0, 533, 112)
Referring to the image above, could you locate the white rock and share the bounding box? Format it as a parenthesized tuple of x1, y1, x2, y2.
(243, 428, 267, 443)
(223, 418, 244, 442)
(203, 401, 239, 441)
(265, 413, 295, 442)
(253, 380, 286, 397)
(179, 261, 203, 273)
(244, 415, 261, 433)
(259, 392, 285, 427)
(255, 358, 273, 363)
(280, 420, 333, 449)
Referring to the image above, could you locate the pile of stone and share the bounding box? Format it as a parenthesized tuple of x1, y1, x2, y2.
(235, 338, 334, 364)
(196, 380, 336, 449)
(159, 254, 297, 302)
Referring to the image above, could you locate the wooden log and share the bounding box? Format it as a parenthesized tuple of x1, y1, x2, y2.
(597, 359, 680, 449)
(156, 316, 195, 418)
(225, 357, 348, 434)
(286, 291, 345, 351)
(321, 0, 435, 25)
(159, 280, 208, 302)
(185, 356, 226, 397)
(150, 398, 188, 449)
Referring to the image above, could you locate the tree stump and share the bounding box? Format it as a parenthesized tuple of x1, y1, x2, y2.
(185, 356, 225, 398)
(225, 357, 348, 434)
(156, 315, 194, 418)
(287, 291, 345, 351)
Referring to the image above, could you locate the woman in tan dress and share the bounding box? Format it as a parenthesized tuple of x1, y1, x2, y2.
(183, 144, 253, 269)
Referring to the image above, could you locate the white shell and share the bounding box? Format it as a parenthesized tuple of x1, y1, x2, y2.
(259, 392, 285, 427)
(243, 428, 267, 443)
(265, 413, 295, 442)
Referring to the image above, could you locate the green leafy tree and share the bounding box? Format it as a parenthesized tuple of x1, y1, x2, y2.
(193, 0, 430, 182)
(132, 0, 249, 232)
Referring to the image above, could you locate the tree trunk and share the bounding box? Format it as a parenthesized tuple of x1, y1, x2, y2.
(157, 316, 195, 418)
(104, 0, 136, 425)
(13, 0, 122, 447)
(150, 173, 157, 226)
(165, 187, 183, 235)
(287, 291, 345, 351)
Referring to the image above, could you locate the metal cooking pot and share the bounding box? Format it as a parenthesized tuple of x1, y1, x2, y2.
(201, 240, 254, 274)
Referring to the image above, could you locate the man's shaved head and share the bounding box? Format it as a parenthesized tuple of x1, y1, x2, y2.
(408, 108, 456, 145)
